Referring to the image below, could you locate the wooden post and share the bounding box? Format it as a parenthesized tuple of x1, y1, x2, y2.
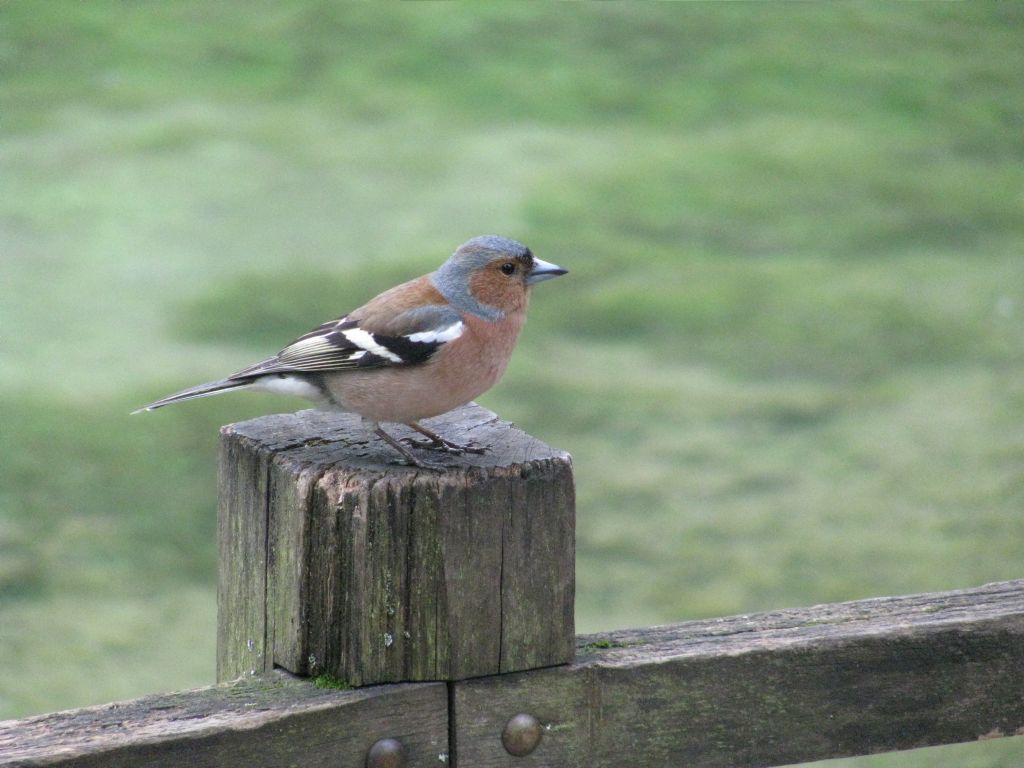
(216, 403, 575, 687)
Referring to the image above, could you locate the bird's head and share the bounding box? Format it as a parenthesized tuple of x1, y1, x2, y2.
(432, 235, 568, 320)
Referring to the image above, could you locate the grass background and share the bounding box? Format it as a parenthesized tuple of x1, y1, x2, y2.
(1, 3, 1023, 764)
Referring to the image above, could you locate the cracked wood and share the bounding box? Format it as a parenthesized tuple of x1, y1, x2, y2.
(217, 403, 576, 686)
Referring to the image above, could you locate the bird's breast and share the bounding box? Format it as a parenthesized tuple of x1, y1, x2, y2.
(320, 311, 526, 423)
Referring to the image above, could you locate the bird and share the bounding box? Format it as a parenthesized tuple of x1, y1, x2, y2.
(135, 235, 567, 468)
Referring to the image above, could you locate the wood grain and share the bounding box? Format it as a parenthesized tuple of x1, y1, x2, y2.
(216, 431, 271, 680)
(217, 403, 575, 686)
(452, 579, 1024, 767)
(0, 674, 447, 768)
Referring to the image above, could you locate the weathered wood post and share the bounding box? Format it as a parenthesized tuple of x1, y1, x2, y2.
(216, 403, 575, 687)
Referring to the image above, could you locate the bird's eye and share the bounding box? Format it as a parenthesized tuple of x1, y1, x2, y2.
(500, 262, 516, 275)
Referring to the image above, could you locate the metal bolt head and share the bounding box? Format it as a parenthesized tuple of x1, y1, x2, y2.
(366, 737, 406, 768)
(502, 713, 543, 757)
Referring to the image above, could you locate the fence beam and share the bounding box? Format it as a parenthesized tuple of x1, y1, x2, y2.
(0, 673, 447, 768)
(3, 581, 1022, 767)
(452, 579, 1024, 767)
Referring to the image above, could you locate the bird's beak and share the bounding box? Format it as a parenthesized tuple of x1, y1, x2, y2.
(526, 257, 568, 285)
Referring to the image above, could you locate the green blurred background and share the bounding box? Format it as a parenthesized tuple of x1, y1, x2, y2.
(1, 3, 1022, 765)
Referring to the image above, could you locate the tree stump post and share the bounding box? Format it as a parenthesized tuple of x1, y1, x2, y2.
(216, 403, 575, 687)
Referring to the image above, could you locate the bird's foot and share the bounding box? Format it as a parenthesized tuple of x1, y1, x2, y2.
(373, 426, 446, 469)
(396, 451, 447, 470)
(400, 435, 485, 455)
(404, 422, 487, 455)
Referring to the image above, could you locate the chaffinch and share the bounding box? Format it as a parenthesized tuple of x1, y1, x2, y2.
(136, 235, 567, 467)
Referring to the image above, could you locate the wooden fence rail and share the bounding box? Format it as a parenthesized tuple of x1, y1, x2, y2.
(3, 581, 1023, 767)
(2, 406, 1022, 767)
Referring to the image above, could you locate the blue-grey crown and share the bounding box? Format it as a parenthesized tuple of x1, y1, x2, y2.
(458, 235, 530, 258)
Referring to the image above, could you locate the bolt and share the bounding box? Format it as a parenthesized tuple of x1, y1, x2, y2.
(502, 713, 543, 757)
(366, 738, 406, 768)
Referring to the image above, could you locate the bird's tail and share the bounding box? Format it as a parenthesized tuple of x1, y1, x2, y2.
(132, 378, 253, 414)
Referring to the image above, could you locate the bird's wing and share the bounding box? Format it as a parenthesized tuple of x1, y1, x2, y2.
(227, 304, 465, 380)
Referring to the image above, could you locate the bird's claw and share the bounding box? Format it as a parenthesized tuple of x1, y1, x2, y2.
(400, 436, 486, 455)
(396, 453, 446, 470)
